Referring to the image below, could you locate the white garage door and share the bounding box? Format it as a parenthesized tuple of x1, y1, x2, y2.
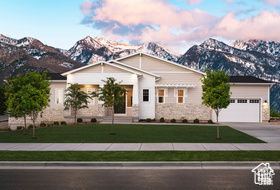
(212, 99, 260, 122)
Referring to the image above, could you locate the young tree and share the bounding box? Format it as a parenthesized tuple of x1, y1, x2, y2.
(64, 84, 91, 125)
(201, 69, 231, 139)
(0, 86, 7, 115)
(4, 71, 51, 138)
(92, 77, 127, 135)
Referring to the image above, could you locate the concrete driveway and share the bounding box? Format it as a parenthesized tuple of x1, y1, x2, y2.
(223, 122, 280, 143)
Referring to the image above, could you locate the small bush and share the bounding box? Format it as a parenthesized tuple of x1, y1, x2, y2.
(77, 118, 83, 123)
(146, 118, 152, 122)
(0, 127, 11, 131)
(53, 121, 59, 126)
(194, 118, 199, 123)
(91, 118, 97, 122)
(28, 124, 35, 129)
(47, 124, 51, 127)
(40, 123, 46, 127)
(159, 117, 165, 122)
(208, 119, 213, 124)
(182, 119, 188, 123)
(16, 126, 24, 130)
(61, 121, 67, 125)
(171, 118, 176, 123)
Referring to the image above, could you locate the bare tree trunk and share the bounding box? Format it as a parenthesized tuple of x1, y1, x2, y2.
(23, 114, 27, 135)
(74, 108, 77, 126)
(215, 110, 220, 139)
(111, 106, 115, 134)
(32, 112, 36, 139)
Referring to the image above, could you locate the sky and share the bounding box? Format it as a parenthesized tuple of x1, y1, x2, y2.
(1, 0, 280, 54)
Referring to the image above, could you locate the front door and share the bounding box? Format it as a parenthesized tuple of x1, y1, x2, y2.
(114, 96, 126, 114)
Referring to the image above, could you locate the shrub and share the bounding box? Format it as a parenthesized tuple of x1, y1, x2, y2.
(146, 118, 152, 122)
(40, 123, 46, 127)
(208, 119, 213, 124)
(194, 118, 199, 123)
(159, 117, 165, 122)
(91, 118, 97, 122)
(0, 127, 11, 131)
(47, 124, 51, 127)
(61, 121, 67, 125)
(28, 124, 33, 129)
(171, 118, 176, 123)
(16, 126, 23, 130)
(182, 119, 188, 123)
(53, 121, 59, 126)
(77, 118, 83, 123)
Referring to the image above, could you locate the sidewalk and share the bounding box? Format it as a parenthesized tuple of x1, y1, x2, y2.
(1, 143, 280, 151)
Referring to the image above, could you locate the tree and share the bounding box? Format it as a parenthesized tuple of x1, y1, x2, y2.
(64, 83, 91, 125)
(4, 71, 51, 138)
(92, 77, 127, 135)
(201, 69, 231, 139)
(0, 86, 7, 115)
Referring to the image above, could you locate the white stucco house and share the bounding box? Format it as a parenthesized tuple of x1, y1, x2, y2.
(9, 52, 273, 128)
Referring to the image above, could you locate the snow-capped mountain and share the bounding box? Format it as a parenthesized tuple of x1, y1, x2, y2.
(65, 36, 179, 64)
(0, 35, 84, 85)
(178, 38, 280, 111)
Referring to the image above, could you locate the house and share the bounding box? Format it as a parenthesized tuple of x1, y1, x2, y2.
(8, 52, 273, 128)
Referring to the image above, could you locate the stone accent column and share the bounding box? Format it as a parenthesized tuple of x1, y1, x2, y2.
(132, 104, 139, 122)
(262, 102, 270, 122)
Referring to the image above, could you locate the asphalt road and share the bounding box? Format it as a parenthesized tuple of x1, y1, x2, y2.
(0, 169, 279, 190)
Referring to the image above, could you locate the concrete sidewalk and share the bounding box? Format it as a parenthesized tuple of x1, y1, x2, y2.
(1, 143, 280, 151)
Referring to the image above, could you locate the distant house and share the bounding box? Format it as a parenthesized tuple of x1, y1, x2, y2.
(8, 52, 273, 128)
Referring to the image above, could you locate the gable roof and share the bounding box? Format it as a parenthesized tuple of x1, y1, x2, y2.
(229, 76, 273, 84)
(108, 60, 160, 78)
(61, 61, 144, 76)
(116, 52, 206, 75)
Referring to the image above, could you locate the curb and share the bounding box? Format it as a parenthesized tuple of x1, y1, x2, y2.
(0, 161, 279, 169)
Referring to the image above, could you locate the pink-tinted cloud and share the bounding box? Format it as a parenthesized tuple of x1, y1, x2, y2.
(185, 0, 202, 5)
(223, 0, 234, 3)
(80, 0, 280, 53)
(80, 0, 92, 15)
(260, 0, 280, 6)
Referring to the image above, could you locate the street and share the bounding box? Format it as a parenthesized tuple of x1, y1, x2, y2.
(0, 168, 279, 190)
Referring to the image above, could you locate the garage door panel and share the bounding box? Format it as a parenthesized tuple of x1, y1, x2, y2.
(213, 100, 260, 122)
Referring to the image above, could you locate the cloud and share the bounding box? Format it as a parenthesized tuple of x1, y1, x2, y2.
(80, 0, 280, 53)
(260, 0, 280, 6)
(185, 0, 202, 5)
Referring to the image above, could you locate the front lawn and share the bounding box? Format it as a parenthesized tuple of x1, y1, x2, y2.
(0, 124, 263, 143)
(0, 151, 279, 161)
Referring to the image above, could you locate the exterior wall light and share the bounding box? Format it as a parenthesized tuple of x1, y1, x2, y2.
(264, 100, 267, 103)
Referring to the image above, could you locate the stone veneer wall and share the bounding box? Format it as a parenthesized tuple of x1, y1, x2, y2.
(132, 104, 139, 121)
(155, 103, 210, 121)
(262, 103, 270, 122)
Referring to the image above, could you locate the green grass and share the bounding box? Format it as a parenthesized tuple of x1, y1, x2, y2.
(0, 124, 264, 143)
(0, 151, 279, 161)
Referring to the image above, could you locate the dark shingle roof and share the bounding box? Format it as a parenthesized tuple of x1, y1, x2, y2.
(47, 73, 66, 80)
(229, 76, 272, 83)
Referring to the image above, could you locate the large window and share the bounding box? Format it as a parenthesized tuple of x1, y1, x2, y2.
(143, 89, 149, 102)
(55, 88, 63, 105)
(87, 88, 95, 105)
(158, 89, 165, 103)
(178, 89, 184, 103)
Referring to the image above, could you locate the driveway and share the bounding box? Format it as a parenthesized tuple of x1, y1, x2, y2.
(223, 122, 280, 143)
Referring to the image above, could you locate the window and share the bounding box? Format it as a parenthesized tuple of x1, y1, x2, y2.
(178, 89, 184, 103)
(229, 99, 235, 103)
(87, 88, 95, 105)
(55, 88, 63, 104)
(143, 89, 149, 101)
(237, 99, 247, 103)
(158, 89, 164, 103)
(250, 99, 259, 103)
